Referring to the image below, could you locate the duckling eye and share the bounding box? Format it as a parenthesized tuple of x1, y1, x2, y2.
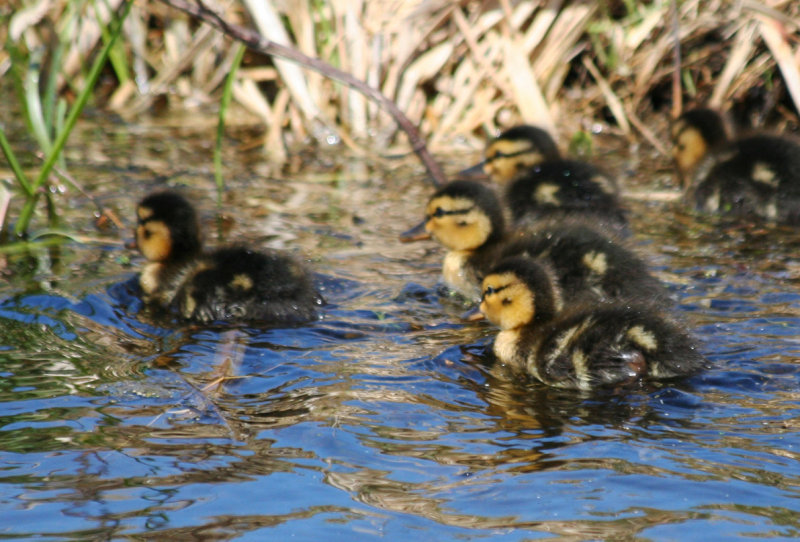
(502, 298, 512, 306)
(142, 228, 152, 240)
(432, 207, 445, 218)
(457, 220, 468, 227)
(482, 283, 509, 301)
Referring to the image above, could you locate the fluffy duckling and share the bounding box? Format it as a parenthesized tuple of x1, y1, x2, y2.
(672, 108, 800, 223)
(401, 180, 668, 306)
(479, 256, 707, 390)
(463, 125, 628, 230)
(134, 191, 322, 324)
(464, 125, 561, 184)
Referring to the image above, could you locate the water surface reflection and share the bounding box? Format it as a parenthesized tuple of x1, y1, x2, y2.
(1, 124, 799, 539)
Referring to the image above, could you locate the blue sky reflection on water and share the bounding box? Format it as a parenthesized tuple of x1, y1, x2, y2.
(1, 129, 800, 540)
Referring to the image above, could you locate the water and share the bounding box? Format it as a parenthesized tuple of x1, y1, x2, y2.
(1, 117, 799, 540)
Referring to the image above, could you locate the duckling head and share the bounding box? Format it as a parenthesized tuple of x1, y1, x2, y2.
(463, 125, 561, 184)
(423, 180, 505, 252)
(135, 191, 202, 263)
(480, 256, 562, 330)
(671, 108, 729, 181)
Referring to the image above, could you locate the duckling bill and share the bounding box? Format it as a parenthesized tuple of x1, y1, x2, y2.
(134, 191, 322, 324)
(479, 257, 707, 390)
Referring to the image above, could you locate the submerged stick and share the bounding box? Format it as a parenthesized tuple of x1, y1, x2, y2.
(156, 0, 446, 187)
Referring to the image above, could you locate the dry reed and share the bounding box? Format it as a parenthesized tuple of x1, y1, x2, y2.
(2, 0, 799, 159)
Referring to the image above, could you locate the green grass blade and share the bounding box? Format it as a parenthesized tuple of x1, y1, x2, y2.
(14, 0, 133, 237)
(96, 0, 131, 85)
(0, 127, 34, 197)
(43, 42, 66, 132)
(6, 40, 33, 138)
(214, 43, 246, 207)
(24, 47, 54, 155)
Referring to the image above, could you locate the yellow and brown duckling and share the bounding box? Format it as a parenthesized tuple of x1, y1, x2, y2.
(401, 180, 668, 307)
(463, 125, 628, 230)
(133, 191, 322, 324)
(463, 125, 561, 184)
(479, 256, 707, 390)
(672, 107, 800, 223)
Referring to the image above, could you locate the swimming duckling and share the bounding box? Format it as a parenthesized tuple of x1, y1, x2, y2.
(134, 191, 322, 324)
(462, 125, 628, 230)
(479, 256, 707, 390)
(672, 108, 800, 223)
(462, 125, 561, 184)
(400, 180, 668, 306)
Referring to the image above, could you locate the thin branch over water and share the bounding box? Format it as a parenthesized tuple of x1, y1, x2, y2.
(156, 0, 446, 187)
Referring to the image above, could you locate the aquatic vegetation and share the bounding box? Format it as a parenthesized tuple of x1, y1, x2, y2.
(0, 0, 132, 239)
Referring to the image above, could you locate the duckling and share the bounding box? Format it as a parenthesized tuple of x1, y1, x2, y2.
(400, 180, 668, 306)
(479, 256, 707, 390)
(134, 191, 322, 324)
(462, 125, 561, 184)
(672, 107, 800, 223)
(462, 125, 628, 230)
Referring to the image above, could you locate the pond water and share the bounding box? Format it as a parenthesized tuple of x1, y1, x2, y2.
(1, 114, 799, 540)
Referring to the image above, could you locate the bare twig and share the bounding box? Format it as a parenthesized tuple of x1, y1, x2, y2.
(155, 0, 446, 187)
(670, 0, 682, 119)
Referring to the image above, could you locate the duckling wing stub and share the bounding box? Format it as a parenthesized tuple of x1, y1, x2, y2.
(505, 160, 628, 230)
(691, 135, 800, 222)
(176, 248, 320, 324)
(532, 307, 706, 389)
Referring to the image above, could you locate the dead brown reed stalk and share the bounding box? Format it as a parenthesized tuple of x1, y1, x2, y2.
(3, 0, 799, 166)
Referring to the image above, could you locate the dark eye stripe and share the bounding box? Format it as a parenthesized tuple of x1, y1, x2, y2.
(486, 149, 530, 163)
(482, 284, 508, 299)
(429, 206, 473, 219)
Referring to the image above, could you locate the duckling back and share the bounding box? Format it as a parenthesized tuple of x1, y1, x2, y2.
(173, 247, 321, 324)
(514, 305, 707, 390)
(691, 134, 800, 223)
(501, 219, 670, 307)
(506, 160, 628, 232)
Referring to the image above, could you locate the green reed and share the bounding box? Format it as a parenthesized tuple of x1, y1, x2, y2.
(214, 43, 246, 209)
(0, 0, 133, 239)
